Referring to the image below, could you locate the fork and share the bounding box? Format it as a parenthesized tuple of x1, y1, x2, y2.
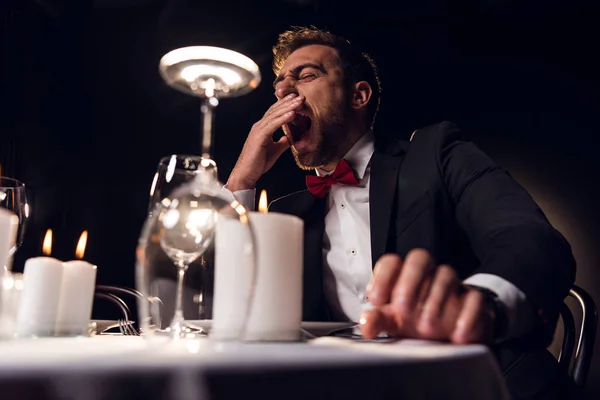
(118, 319, 140, 336)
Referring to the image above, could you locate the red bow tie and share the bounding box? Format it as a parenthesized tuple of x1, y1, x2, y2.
(306, 159, 360, 199)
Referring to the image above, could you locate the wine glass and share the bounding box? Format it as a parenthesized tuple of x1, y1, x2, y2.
(136, 45, 262, 341)
(158, 46, 261, 158)
(0, 177, 29, 270)
(137, 170, 257, 341)
(146, 156, 220, 338)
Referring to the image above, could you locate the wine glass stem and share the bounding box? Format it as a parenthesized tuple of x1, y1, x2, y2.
(170, 261, 188, 336)
(200, 97, 218, 159)
(174, 265, 185, 319)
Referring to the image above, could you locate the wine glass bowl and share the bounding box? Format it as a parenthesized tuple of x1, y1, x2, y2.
(159, 203, 217, 265)
(159, 46, 261, 161)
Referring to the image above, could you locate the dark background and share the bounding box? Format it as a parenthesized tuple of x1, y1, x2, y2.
(2, 0, 599, 396)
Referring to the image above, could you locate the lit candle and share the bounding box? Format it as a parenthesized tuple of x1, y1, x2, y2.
(55, 230, 97, 336)
(42, 229, 52, 255)
(213, 190, 303, 341)
(16, 229, 64, 337)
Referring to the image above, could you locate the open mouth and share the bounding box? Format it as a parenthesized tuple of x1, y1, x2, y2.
(287, 113, 312, 143)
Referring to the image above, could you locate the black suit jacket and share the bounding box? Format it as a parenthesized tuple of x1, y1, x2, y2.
(269, 121, 575, 346)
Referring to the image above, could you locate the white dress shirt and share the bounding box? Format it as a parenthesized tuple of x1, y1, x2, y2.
(231, 131, 532, 340)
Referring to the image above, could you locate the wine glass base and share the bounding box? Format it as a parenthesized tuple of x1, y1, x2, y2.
(164, 322, 208, 340)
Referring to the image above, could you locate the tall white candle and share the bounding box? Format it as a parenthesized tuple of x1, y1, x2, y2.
(212, 216, 255, 338)
(16, 257, 64, 337)
(245, 211, 303, 341)
(55, 260, 97, 336)
(0, 208, 19, 274)
(212, 209, 303, 341)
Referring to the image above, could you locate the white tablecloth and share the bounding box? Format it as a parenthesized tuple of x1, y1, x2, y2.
(0, 335, 509, 400)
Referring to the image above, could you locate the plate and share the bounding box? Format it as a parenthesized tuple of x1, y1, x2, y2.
(187, 320, 356, 337)
(301, 321, 356, 337)
(90, 320, 133, 334)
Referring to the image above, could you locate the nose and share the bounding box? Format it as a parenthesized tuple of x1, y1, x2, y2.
(275, 77, 298, 100)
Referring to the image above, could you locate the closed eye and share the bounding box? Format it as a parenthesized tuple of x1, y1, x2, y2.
(300, 74, 316, 81)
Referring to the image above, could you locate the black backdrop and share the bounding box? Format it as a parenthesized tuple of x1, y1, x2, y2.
(2, 0, 600, 396)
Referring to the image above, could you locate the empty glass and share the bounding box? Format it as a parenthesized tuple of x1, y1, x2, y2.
(137, 45, 261, 343)
(136, 165, 257, 341)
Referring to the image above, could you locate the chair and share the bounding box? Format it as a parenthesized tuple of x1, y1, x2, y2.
(557, 285, 598, 389)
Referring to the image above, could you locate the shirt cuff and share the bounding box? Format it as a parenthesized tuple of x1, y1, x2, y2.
(463, 273, 533, 341)
(222, 186, 256, 211)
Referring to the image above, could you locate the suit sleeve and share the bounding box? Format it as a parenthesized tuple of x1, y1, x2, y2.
(435, 121, 575, 345)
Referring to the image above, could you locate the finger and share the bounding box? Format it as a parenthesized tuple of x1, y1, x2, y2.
(391, 248, 436, 316)
(263, 93, 295, 117)
(367, 254, 403, 306)
(359, 306, 407, 339)
(255, 110, 297, 139)
(411, 274, 432, 327)
(416, 273, 432, 308)
(256, 97, 303, 133)
(358, 308, 387, 339)
(418, 265, 458, 337)
(360, 303, 421, 340)
(451, 290, 490, 344)
(263, 94, 303, 118)
(273, 135, 291, 156)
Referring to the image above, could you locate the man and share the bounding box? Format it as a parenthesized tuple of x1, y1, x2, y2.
(226, 26, 575, 398)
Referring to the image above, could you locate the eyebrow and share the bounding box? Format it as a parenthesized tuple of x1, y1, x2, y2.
(273, 63, 326, 88)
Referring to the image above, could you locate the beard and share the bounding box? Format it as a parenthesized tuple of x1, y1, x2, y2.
(291, 97, 351, 170)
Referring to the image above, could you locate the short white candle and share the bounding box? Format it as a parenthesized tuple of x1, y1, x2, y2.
(55, 260, 97, 336)
(16, 257, 64, 337)
(213, 197, 303, 341)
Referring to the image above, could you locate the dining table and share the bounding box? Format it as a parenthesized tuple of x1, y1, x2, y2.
(0, 330, 510, 400)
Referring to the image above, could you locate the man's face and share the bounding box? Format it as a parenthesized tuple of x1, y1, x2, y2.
(274, 45, 352, 169)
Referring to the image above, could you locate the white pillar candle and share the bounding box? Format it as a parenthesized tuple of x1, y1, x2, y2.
(0, 208, 19, 274)
(55, 260, 97, 336)
(16, 257, 64, 337)
(212, 216, 254, 338)
(212, 211, 303, 341)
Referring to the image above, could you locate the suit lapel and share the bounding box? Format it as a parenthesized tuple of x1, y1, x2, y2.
(298, 192, 325, 280)
(300, 194, 329, 320)
(369, 140, 407, 266)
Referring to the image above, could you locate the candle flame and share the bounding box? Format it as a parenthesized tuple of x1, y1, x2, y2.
(42, 229, 53, 255)
(76, 230, 88, 259)
(258, 190, 268, 214)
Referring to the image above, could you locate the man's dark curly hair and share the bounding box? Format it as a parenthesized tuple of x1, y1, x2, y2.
(272, 26, 382, 129)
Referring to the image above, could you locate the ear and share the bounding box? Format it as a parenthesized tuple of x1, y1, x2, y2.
(350, 81, 372, 110)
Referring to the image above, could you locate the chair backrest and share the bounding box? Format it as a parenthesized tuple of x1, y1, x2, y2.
(558, 285, 598, 388)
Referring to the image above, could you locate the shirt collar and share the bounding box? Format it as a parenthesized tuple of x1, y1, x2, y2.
(316, 130, 375, 179)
